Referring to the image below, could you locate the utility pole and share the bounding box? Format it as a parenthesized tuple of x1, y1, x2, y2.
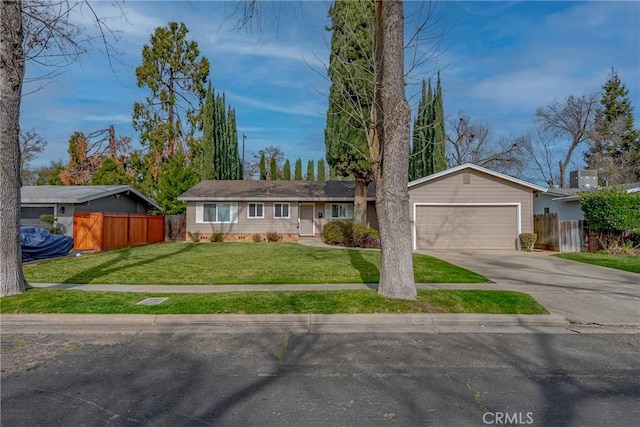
(242, 134, 247, 180)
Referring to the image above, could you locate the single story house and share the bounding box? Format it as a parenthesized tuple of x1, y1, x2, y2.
(177, 180, 378, 241)
(179, 163, 546, 250)
(533, 182, 640, 221)
(20, 185, 161, 238)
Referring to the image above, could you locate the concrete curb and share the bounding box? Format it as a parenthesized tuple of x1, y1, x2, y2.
(0, 313, 570, 334)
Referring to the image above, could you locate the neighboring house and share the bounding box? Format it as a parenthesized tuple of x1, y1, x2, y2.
(408, 163, 546, 250)
(179, 163, 546, 250)
(177, 180, 377, 241)
(533, 170, 640, 221)
(21, 185, 161, 238)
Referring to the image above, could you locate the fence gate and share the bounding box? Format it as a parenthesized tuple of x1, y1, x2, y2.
(534, 213, 588, 252)
(73, 212, 103, 250)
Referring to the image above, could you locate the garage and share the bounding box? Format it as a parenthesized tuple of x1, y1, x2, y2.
(415, 204, 519, 250)
(408, 164, 546, 251)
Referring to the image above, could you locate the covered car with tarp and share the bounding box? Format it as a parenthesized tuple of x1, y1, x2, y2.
(20, 226, 74, 262)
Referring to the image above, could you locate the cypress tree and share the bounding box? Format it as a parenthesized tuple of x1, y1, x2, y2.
(226, 107, 242, 179)
(259, 153, 267, 180)
(283, 159, 291, 180)
(317, 159, 326, 181)
(433, 71, 447, 173)
(325, 0, 374, 223)
(294, 158, 303, 180)
(306, 160, 315, 181)
(269, 156, 278, 180)
(201, 84, 215, 180)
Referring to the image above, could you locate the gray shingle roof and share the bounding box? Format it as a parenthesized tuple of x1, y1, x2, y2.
(178, 180, 375, 202)
(21, 185, 161, 210)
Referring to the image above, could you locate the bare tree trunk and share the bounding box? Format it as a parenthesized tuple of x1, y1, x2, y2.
(353, 178, 368, 224)
(372, 0, 416, 300)
(1, 0, 29, 296)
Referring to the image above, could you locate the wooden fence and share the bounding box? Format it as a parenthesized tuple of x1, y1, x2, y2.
(533, 213, 588, 253)
(74, 212, 165, 251)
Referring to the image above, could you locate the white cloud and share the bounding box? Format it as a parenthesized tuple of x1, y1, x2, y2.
(84, 114, 131, 123)
(228, 92, 323, 118)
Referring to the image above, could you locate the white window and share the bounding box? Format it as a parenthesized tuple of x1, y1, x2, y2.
(196, 202, 237, 223)
(247, 203, 264, 219)
(274, 203, 290, 219)
(328, 203, 353, 219)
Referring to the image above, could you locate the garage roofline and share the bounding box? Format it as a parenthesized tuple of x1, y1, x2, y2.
(408, 163, 547, 193)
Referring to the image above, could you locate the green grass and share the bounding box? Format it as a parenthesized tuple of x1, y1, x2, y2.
(555, 253, 640, 274)
(0, 289, 547, 315)
(23, 242, 487, 285)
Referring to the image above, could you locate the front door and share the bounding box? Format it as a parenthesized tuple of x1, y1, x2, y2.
(299, 203, 315, 236)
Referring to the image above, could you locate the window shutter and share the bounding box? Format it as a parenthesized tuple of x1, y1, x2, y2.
(230, 203, 238, 223)
(196, 203, 203, 223)
(346, 204, 354, 219)
(325, 203, 331, 219)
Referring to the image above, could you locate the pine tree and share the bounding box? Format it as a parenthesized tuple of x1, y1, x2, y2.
(294, 158, 303, 180)
(156, 149, 198, 214)
(283, 159, 291, 180)
(259, 153, 267, 180)
(317, 159, 326, 181)
(585, 68, 640, 183)
(270, 156, 278, 180)
(306, 160, 315, 181)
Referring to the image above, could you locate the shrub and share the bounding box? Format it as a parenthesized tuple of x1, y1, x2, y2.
(252, 233, 263, 243)
(519, 233, 537, 251)
(188, 230, 201, 242)
(39, 214, 63, 235)
(323, 221, 380, 249)
(580, 187, 640, 250)
(266, 231, 282, 242)
(211, 232, 224, 242)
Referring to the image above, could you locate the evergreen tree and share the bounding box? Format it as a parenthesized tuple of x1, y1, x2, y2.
(306, 160, 315, 181)
(585, 68, 640, 183)
(270, 156, 278, 180)
(294, 158, 303, 180)
(155, 149, 198, 214)
(200, 84, 242, 180)
(325, 0, 375, 223)
(283, 159, 291, 180)
(132, 22, 209, 181)
(317, 159, 326, 181)
(259, 153, 267, 180)
(433, 72, 447, 173)
(89, 158, 131, 185)
(409, 79, 430, 181)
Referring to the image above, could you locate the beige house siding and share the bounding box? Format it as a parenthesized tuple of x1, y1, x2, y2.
(409, 169, 534, 250)
(185, 200, 379, 239)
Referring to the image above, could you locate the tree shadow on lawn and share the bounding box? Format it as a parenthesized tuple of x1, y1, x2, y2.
(347, 249, 380, 287)
(57, 243, 198, 284)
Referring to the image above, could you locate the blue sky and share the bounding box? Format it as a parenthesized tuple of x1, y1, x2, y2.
(20, 1, 640, 183)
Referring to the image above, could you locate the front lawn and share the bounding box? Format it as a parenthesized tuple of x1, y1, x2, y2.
(23, 242, 487, 285)
(555, 253, 640, 274)
(0, 289, 546, 315)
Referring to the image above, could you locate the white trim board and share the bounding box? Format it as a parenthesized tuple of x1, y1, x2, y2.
(412, 202, 522, 250)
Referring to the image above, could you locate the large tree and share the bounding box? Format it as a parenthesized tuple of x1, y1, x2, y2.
(533, 94, 597, 188)
(370, 0, 416, 300)
(325, 0, 375, 224)
(1, 0, 28, 297)
(132, 22, 209, 181)
(585, 69, 640, 184)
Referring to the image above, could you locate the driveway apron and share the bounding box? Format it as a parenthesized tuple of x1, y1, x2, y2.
(420, 250, 640, 326)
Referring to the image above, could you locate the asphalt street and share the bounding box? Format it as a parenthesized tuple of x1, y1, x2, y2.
(2, 332, 639, 426)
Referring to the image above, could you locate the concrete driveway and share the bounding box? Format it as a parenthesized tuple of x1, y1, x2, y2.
(421, 250, 640, 326)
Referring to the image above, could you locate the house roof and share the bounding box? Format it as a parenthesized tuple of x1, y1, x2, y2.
(408, 163, 548, 192)
(546, 182, 640, 202)
(178, 180, 376, 202)
(21, 185, 161, 210)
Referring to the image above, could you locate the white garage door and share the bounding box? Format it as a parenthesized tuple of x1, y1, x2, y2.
(415, 205, 518, 250)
